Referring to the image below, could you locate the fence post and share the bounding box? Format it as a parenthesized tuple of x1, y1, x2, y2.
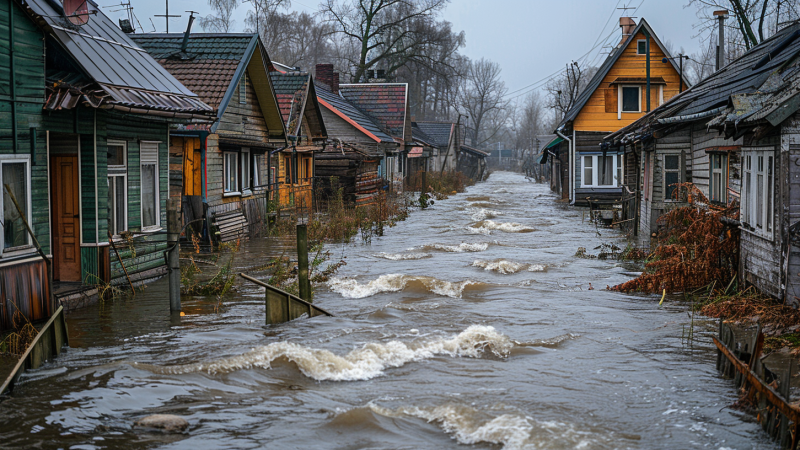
(167, 199, 181, 313)
(297, 223, 311, 301)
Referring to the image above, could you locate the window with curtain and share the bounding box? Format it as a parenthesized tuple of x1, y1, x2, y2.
(598, 155, 614, 186)
(741, 150, 774, 239)
(224, 152, 239, 194)
(582, 156, 593, 187)
(581, 154, 620, 187)
(140, 142, 159, 229)
(241, 149, 251, 191)
(709, 153, 728, 204)
(2, 160, 30, 251)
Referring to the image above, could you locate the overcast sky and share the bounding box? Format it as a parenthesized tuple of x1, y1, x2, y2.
(106, 0, 708, 98)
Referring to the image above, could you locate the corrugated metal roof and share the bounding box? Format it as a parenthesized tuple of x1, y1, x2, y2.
(23, 0, 212, 115)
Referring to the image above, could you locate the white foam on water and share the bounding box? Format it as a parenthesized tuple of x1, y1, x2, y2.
(468, 220, 534, 234)
(472, 259, 528, 274)
(374, 252, 433, 261)
(327, 274, 483, 299)
(413, 242, 489, 253)
(135, 325, 512, 381)
(362, 403, 608, 450)
(528, 264, 546, 272)
(469, 208, 503, 221)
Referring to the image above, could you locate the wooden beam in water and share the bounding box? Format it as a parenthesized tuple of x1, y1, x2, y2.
(1, 305, 69, 395)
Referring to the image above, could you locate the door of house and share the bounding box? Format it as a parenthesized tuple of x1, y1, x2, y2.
(51, 155, 81, 282)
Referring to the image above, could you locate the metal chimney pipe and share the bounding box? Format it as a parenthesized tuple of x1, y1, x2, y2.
(714, 10, 728, 71)
(181, 11, 196, 53)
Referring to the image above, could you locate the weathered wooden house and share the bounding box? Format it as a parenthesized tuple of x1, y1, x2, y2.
(0, 0, 213, 328)
(133, 32, 286, 242)
(268, 69, 327, 211)
(457, 145, 489, 181)
(554, 17, 689, 207)
(604, 22, 800, 304)
(314, 65, 396, 206)
(407, 122, 436, 189)
(338, 81, 411, 192)
(414, 121, 461, 173)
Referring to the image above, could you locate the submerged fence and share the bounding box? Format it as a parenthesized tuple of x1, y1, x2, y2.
(715, 321, 800, 449)
(239, 273, 333, 325)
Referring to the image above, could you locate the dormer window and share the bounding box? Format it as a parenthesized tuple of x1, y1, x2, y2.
(637, 40, 647, 55)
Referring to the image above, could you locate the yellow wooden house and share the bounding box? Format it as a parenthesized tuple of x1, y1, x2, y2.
(553, 17, 690, 207)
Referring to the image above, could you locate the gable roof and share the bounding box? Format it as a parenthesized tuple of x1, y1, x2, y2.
(557, 18, 690, 130)
(132, 33, 285, 138)
(269, 71, 327, 140)
(411, 122, 437, 147)
(338, 83, 408, 139)
(315, 82, 394, 144)
(414, 121, 454, 148)
(606, 22, 800, 144)
(24, 0, 212, 118)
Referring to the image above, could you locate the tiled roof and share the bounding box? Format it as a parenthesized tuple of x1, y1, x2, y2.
(316, 82, 394, 143)
(132, 34, 256, 110)
(414, 122, 453, 148)
(339, 83, 407, 138)
(269, 72, 310, 128)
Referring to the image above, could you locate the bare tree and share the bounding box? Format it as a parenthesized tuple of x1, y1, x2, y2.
(319, 0, 449, 82)
(459, 58, 509, 146)
(514, 91, 547, 154)
(198, 0, 239, 32)
(545, 61, 596, 124)
(687, 0, 800, 51)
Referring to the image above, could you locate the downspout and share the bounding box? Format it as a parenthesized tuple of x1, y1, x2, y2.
(94, 110, 98, 246)
(9, 2, 17, 153)
(556, 129, 572, 202)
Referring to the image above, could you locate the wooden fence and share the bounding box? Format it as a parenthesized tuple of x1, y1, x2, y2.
(239, 273, 333, 325)
(715, 321, 800, 449)
(1, 305, 69, 395)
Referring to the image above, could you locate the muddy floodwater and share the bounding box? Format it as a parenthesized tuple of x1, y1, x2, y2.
(0, 171, 776, 449)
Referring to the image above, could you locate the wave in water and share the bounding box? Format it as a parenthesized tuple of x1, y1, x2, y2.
(374, 252, 432, 261)
(468, 220, 534, 234)
(134, 325, 512, 381)
(415, 242, 490, 253)
(471, 259, 547, 274)
(328, 274, 485, 299)
(469, 208, 503, 221)
(349, 403, 610, 450)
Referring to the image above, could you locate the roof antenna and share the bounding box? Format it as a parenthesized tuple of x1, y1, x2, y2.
(617, 3, 636, 17)
(154, 0, 181, 33)
(181, 11, 197, 53)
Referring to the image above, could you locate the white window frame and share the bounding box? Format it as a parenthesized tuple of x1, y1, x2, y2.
(618, 85, 642, 117)
(741, 148, 775, 240)
(581, 154, 622, 188)
(0, 155, 33, 257)
(224, 151, 241, 196)
(637, 39, 647, 55)
(140, 141, 161, 230)
(108, 174, 128, 237)
(709, 153, 728, 205)
(662, 153, 683, 202)
(241, 148, 251, 194)
(107, 139, 127, 169)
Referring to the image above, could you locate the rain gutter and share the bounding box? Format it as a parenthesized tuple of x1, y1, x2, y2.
(656, 106, 726, 124)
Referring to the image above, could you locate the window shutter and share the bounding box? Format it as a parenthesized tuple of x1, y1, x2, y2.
(605, 86, 618, 113)
(141, 142, 159, 163)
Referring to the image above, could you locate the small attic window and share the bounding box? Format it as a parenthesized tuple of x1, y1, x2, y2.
(637, 40, 647, 55)
(240, 72, 247, 104)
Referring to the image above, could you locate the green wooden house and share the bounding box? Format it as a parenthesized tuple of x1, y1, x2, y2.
(0, 0, 213, 328)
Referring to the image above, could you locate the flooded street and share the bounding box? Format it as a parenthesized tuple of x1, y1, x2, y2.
(0, 171, 775, 449)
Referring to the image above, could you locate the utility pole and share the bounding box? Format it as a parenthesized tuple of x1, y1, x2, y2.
(154, 0, 180, 33)
(167, 199, 181, 313)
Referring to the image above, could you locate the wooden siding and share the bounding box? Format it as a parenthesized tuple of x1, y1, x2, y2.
(573, 31, 684, 132)
(786, 112, 800, 306)
(216, 69, 270, 141)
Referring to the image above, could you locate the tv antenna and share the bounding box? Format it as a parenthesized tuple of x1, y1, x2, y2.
(617, 3, 637, 17)
(154, 0, 181, 33)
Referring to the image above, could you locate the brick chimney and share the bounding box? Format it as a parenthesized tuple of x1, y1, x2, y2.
(332, 72, 339, 95)
(619, 17, 636, 46)
(316, 63, 334, 90)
